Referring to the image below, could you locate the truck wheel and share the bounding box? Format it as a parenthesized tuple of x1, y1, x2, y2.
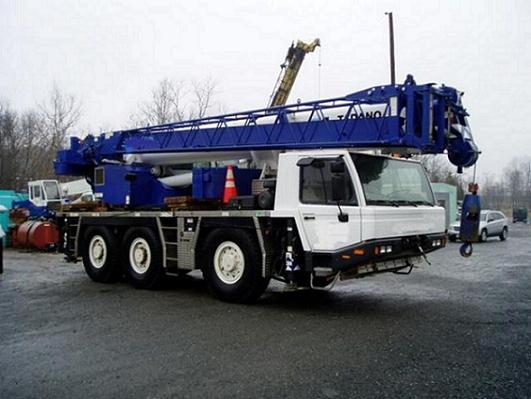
(479, 229, 488, 242)
(122, 227, 165, 289)
(448, 235, 457, 242)
(499, 227, 508, 241)
(82, 226, 121, 283)
(202, 228, 270, 303)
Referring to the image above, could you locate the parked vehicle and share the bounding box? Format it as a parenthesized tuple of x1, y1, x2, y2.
(448, 210, 508, 242)
(53, 75, 479, 302)
(513, 207, 528, 223)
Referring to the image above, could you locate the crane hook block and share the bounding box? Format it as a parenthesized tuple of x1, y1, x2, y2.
(459, 192, 481, 257)
(459, 242, 473, 257)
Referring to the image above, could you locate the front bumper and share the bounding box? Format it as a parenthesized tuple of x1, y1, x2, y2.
(448, 227, 460, 237)
(307, 233, 447, 275)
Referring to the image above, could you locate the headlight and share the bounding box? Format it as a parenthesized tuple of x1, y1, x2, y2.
(374, 244, 393, 254)
(432, 239, 445, 247)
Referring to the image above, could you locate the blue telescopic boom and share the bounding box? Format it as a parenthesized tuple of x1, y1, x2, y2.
(55, 75, 478, 177)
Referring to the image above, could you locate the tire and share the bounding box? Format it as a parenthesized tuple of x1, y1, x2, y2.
(499, 227, 508, 241)
(81, 226, 121, 283)
(448, 235, 457, 242)
(479, 229, 488, 243)
(122, 227, 165, 289)
(201, 228, 270, 303)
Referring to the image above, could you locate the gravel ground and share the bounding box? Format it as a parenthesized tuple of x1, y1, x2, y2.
(1, 224, 530, 398)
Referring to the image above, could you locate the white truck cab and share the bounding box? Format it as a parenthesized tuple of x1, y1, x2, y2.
(271, 149, 446, 279)
(274, 149, 445, 250)
(28, 180, 62, 207)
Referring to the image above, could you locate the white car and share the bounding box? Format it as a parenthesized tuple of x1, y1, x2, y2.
(448, 210, 508, 242)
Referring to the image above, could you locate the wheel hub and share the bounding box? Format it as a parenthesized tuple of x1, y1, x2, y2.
(93, 243, 103, 259)
(134, 247, 147, 264)
(88, 235, 107, 269)
(129, 238, 151, 274)
(214, 242, 245, 284)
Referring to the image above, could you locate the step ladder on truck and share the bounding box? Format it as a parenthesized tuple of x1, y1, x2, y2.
(54, 75, 480, 303)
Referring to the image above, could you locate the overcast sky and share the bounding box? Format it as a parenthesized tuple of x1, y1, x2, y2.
(1, 0, 530, 179)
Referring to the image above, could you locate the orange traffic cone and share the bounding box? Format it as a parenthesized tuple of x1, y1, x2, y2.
(223, 165, 238, 204)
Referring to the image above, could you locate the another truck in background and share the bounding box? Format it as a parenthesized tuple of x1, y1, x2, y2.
(513, 207, 528, 224)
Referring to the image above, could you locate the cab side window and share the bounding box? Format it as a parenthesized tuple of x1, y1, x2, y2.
(300, 159, 357, 205)
(32, 185, 42, 199)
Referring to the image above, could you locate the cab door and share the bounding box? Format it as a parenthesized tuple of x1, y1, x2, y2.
(29, 183, 45, 207)
(297, 157, 362, 252)
(486, 212, 501, 235)
(493, 212, 505, 234)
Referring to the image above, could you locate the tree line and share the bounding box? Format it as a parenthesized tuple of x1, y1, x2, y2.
(421, 155, 531, 213)
(0, 78, 216, 192)
(0, 86, 81, 191)
(480, 158, 531, 212)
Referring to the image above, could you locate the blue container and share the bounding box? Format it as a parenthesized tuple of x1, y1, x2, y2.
(93, 164, 189, 207)
(0, 190, 28, 246)
(192, 167, 261, 200)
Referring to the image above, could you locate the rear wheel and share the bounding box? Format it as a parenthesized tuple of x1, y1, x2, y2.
(479, 229, 488, 242)
(122, 227, 165, 289)
(82, 226, 121, 283)
(448, 235, 457, 242)
(499, 227, 508, 241)
(202, 228, 270, 303)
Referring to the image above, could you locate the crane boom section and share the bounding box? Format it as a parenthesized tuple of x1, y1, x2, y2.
(55, 75, 478, 177)
(268, 39, 320, 107)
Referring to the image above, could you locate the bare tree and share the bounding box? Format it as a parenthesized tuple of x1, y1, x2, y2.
(131, 78, 185, 127)
(131, 78, 218, 127)
(189, 78, 216, 119)
(38, 85, 81, 178)
(0, 101, 20, 189)
(419, 155, 466, 199)
(503, 157, 531, 208)
(481, 173, 506, 210)
(40, 84, 81, 150)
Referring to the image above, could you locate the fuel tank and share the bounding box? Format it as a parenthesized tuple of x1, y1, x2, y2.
(14, 221, 59, 251)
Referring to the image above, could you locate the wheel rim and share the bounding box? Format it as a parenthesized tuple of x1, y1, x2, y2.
(482, 230, 487, 241)
(213, 241, 245, 285)
(502, 229, 507, 239)
(89, 235, 107, 269)
(129, 237, 152, 275)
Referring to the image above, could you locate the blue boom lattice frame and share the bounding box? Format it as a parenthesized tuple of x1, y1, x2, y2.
(55, 75, 478, 178)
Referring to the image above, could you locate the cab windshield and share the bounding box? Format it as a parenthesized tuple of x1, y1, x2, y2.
(351, 154, 435, 206)
(43, 181, 61, 200)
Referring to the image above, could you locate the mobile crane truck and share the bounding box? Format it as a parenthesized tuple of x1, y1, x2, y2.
(54, 75, 479, 303)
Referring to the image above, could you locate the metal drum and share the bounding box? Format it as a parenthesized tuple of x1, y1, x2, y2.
(14, 221, 59, 251)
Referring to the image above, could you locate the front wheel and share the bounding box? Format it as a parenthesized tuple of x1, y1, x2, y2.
(499, 227, 508, 241)
(122, 227, 165, 289)
(479, 229, 488, 243)
(201, 228, 270, 303)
